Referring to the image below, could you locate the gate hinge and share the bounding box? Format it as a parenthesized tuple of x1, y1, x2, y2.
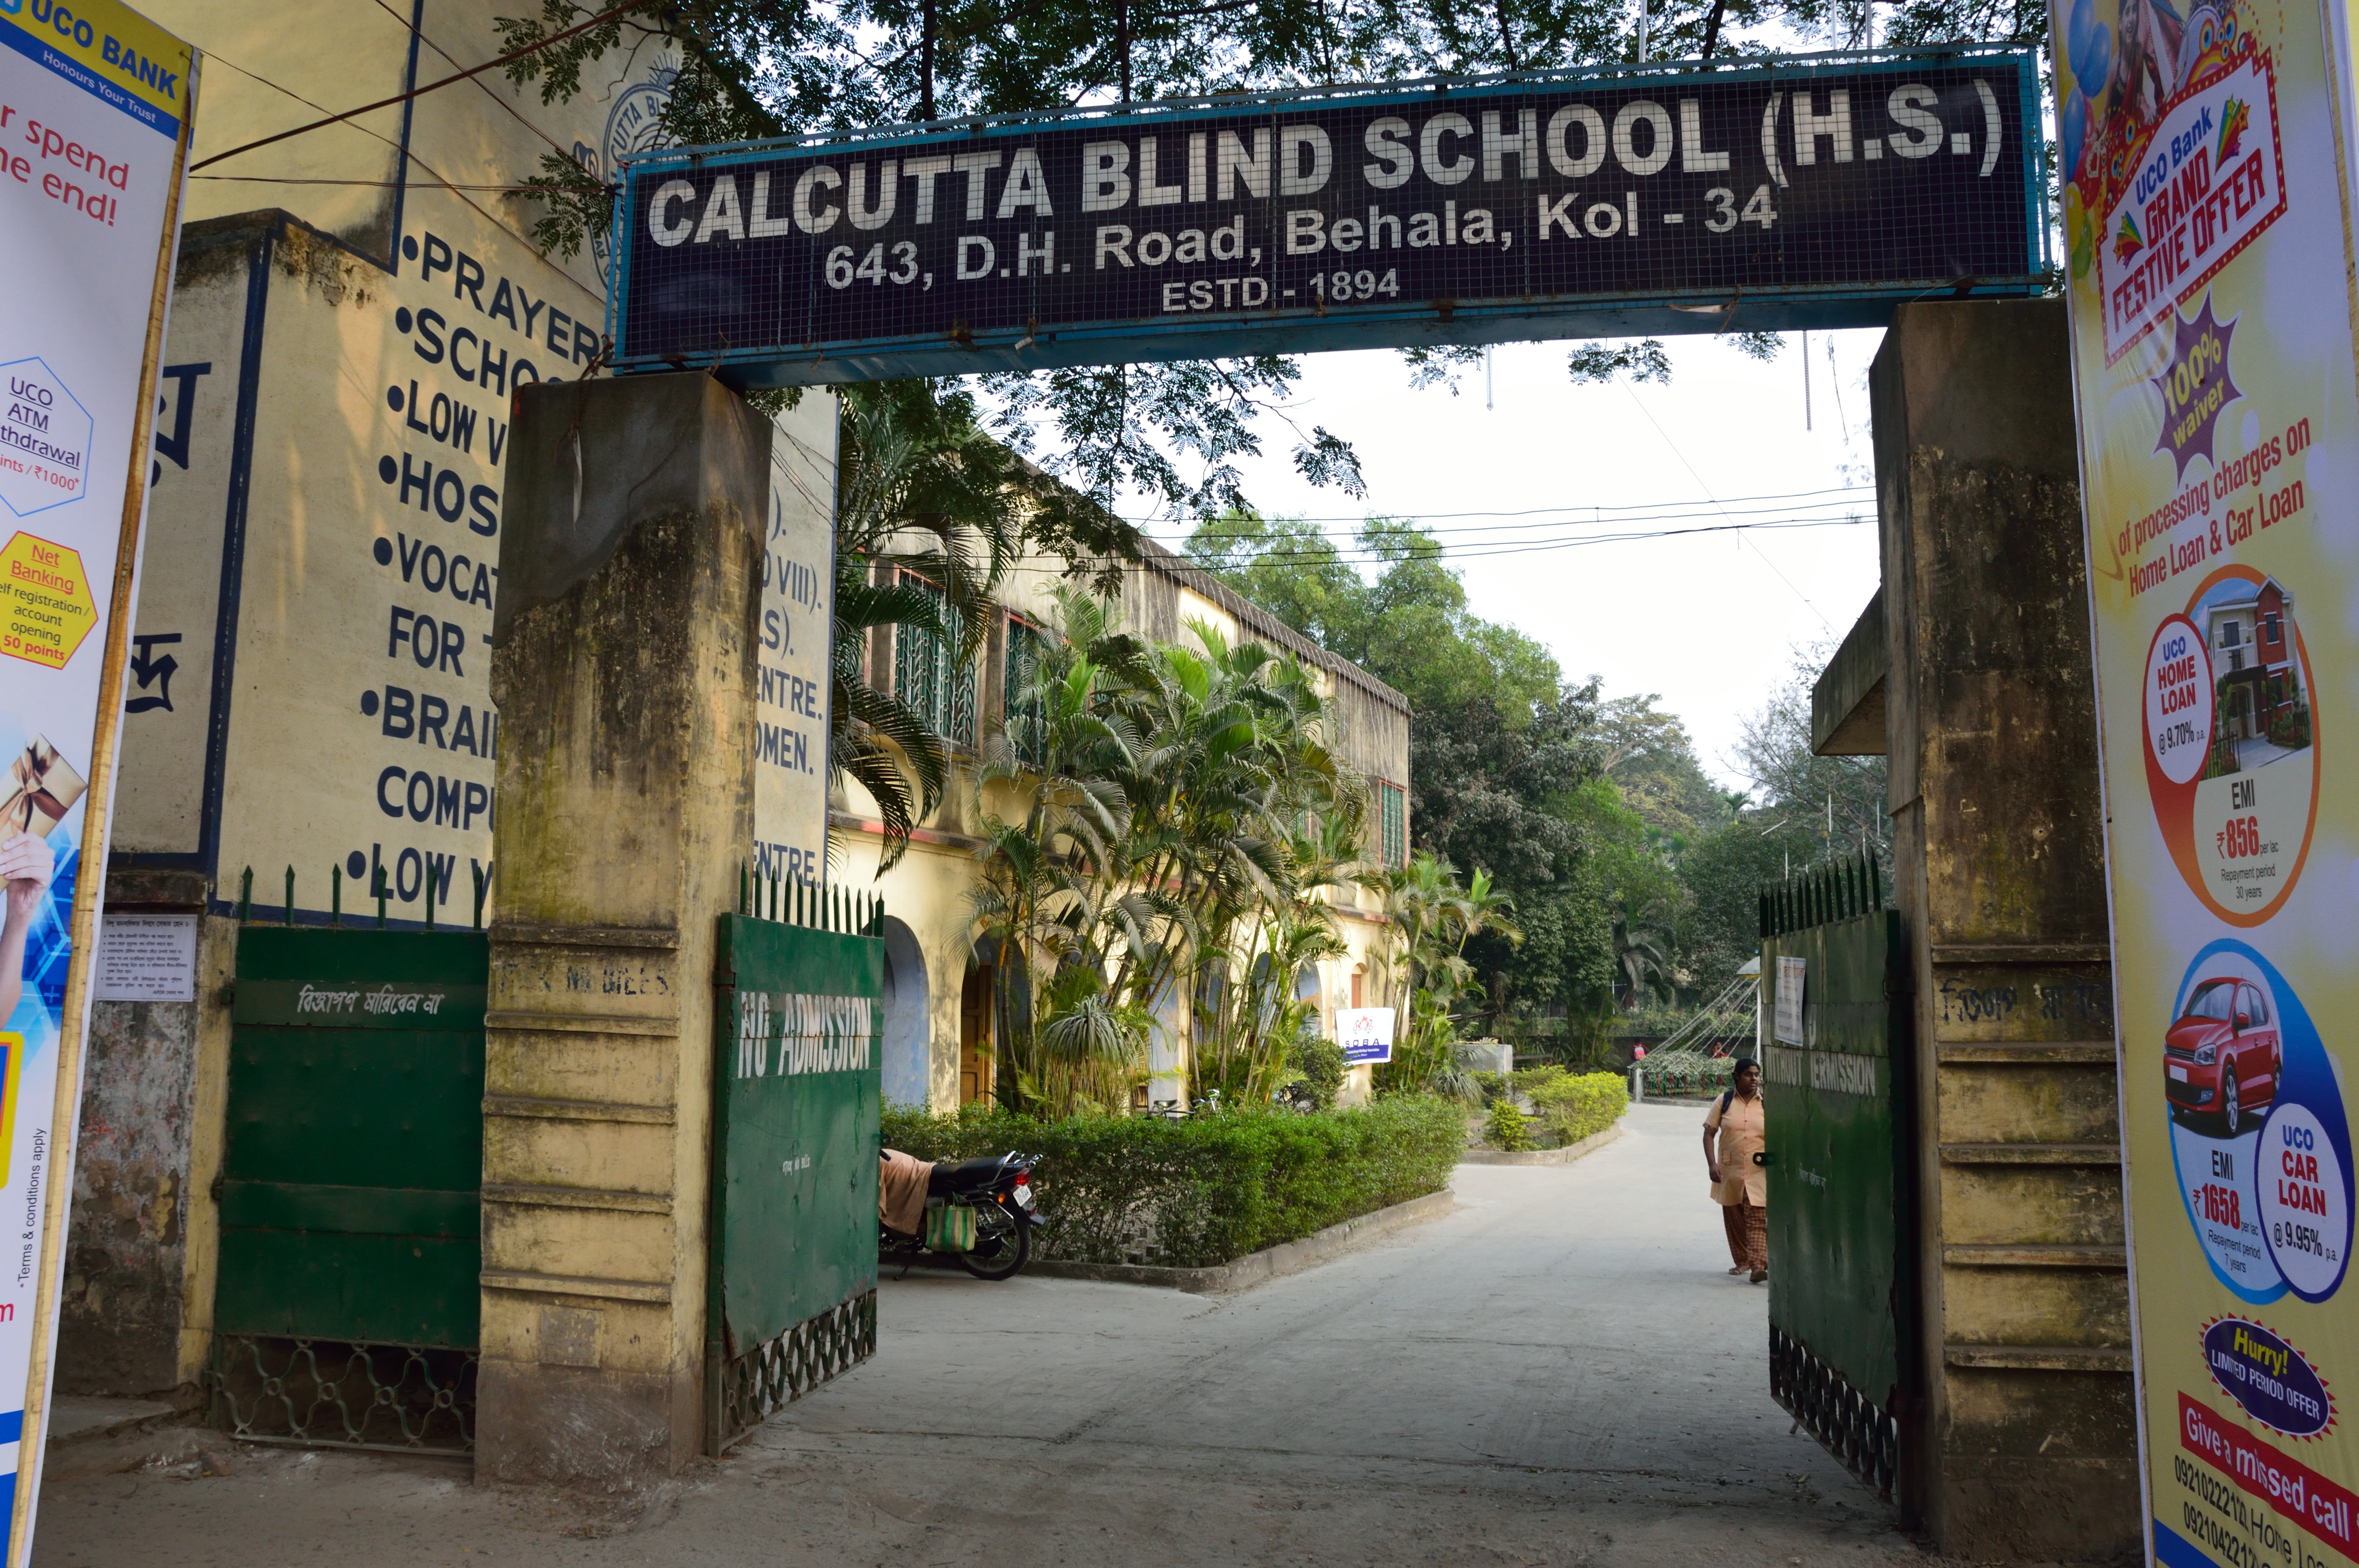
(215, 981, 236, 1008)
(209, 1172, 224, 1203)
(711, 968, 736, 990)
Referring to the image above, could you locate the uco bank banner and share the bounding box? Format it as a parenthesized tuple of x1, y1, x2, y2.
(2052, 0, 2359, 1561)
(0, 0, 193, 1557)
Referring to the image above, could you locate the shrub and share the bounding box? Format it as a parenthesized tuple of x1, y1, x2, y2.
(1283, 1034, 1346, 1112)
(1509, 1064, 1568, 1096)
(1484, 1099, 1534, 1151)
(880, 1095, 1464, 1268)
(1638, 1054, 1737, 1099)
(1525, 1071, 1629, 1145)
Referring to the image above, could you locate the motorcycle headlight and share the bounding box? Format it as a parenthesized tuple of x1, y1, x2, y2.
(2195, 1044, 2217, 1065)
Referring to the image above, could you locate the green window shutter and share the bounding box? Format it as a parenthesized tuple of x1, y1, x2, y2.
(1003, 620, 1047, 768)
(892, 571, 974, 748)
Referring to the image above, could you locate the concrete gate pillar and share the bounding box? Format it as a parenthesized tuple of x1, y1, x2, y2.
(1817, 300, 2139, 1559)
(477, 373, 768, 1488)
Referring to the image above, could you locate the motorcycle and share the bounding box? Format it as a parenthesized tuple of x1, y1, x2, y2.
(880, 1151, 1044, 1281)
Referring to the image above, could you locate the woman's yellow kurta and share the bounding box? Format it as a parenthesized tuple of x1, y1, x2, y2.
(1704, 1091, 1767, 1207)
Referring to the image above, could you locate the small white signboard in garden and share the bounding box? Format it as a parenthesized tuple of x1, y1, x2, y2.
(1336, 1007, 1395, 1065)
(1774, 956, 1807, 1045)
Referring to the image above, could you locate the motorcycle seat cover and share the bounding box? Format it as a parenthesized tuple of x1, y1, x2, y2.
(928, 1155, 1007, 1196)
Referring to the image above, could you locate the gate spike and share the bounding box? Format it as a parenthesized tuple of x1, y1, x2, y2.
(425, 865, 436, 931)
(740, 860, 748, 916)
(331, 863, 342, 927)
(473, 862, 487, 929)
(284, 865, 295, 927)
(240, 866, 253, 925)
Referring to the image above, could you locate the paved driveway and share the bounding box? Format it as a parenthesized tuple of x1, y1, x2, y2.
(33, 1103, 1940, 1567)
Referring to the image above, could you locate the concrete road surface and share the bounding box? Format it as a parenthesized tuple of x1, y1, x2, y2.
(31, 1103, 1983, 1566)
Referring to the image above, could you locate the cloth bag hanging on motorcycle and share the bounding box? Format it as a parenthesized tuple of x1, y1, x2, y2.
(924, 1200, 977, 1253)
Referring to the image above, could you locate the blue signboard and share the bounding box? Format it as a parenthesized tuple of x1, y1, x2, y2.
(609, 47, 2045, 386)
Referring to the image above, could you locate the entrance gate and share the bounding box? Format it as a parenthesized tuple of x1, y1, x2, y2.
(208, 877, 888, 1456)
(1759, 852, 1914, 1504)
(706, 883, 884, 1452)
(210, 913, 488, 1452)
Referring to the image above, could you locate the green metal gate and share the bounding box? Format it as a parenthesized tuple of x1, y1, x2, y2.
(1759, 851, 1915, 1504)
(207, 902, 488, 1453)
(706, 877, 884, 1453)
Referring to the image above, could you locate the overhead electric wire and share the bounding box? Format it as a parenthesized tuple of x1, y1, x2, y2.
(1178, 496, 1870, 543)
(189, 20, 608, 306)
(189, 0, 660, 171)
(1114, 481, 1872, 528)
(1147, 514, 1864, 566)
(1623, 385, 1834, 630)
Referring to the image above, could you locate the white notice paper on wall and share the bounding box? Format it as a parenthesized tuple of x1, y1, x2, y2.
(94, 915, 199, 1002)
(1773, 955, 1807, 1045)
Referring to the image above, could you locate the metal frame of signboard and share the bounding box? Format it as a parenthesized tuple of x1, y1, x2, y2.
(606, 45, 2046, 387)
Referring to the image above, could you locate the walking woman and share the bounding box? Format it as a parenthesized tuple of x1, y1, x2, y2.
(1702, 1058, 1767, 1283)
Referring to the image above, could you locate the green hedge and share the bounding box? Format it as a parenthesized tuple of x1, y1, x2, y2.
(1525, 1072, 1629, 1145)
(881, 1096, 1464, 1269)
(1639, 1054, 1737, 1099)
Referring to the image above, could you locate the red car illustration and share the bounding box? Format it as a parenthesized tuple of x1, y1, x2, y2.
(2165, 977, 2281, 1134)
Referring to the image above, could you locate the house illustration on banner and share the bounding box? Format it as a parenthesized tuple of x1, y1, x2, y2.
(2203, 575, 2307, 762)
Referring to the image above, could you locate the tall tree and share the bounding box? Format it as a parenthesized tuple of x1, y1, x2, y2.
(832, 379, 1142, 864)
(1187, 513, 1619, 1033)
(1673, 642, 1890, 996)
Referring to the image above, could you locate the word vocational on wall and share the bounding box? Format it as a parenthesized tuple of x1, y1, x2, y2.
(609, 48, 2044, 385)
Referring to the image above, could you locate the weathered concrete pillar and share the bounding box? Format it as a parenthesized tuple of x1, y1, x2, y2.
(478, 372, 767, 1489)
(1864, 300, 2137, 1558)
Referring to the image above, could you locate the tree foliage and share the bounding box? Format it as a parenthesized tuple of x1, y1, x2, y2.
(831, 379, 1145, 866)
(970, 587, 1365, 1115)
(1672, 642, 1890, 996)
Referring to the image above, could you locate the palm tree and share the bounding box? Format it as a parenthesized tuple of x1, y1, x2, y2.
(969, 587, 1144, 1114)
(969, 592, 1363, 1111)
(1611, 907, 1676, 1007)
(829, 381, 1142, 869)
(1369, 853, 1520, 1100)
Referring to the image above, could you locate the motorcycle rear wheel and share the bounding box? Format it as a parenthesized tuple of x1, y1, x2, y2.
(956, 1199, 1030, 1280)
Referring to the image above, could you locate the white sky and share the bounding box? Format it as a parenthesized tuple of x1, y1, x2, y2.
(1131, 327, 1891, 790)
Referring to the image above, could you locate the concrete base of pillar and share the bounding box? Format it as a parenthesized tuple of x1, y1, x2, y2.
(1932, 1456, 2143, 1561)
(474, 1359, 699, 1494)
